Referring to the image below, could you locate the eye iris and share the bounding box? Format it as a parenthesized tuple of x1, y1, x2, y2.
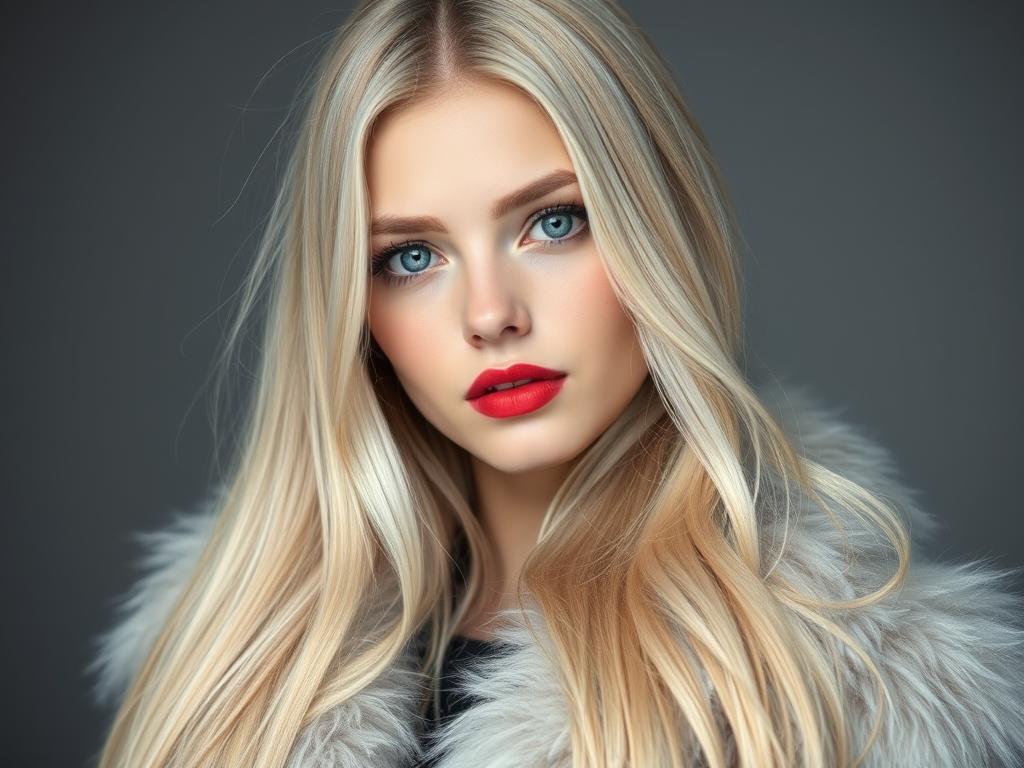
(399, 246, 430, 272)
(540, 214, 571, 238)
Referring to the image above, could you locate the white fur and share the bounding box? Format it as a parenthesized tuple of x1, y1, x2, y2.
(88, 383, 1024, 767)
(87, 494, 222, 708)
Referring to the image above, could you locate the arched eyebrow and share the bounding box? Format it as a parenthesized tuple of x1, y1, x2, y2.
(370, 169, 578, 236)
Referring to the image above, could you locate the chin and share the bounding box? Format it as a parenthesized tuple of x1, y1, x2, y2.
(475, 440, 585, 475)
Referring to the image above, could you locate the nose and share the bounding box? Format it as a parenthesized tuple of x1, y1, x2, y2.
(461, 251, 531, 348)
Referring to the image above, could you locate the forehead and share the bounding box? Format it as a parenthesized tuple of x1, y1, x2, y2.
(365, 79, 574, 210)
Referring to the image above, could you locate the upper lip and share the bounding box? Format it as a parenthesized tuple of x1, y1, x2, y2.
(465, 363, 567, 400)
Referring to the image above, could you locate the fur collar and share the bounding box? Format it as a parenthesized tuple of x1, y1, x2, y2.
(88, 383, 1024, 767)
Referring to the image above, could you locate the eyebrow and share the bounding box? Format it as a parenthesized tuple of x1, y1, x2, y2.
(370, 169, 578, 236)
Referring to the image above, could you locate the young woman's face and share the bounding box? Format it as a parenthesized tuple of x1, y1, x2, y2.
(365, 77, 649, 474)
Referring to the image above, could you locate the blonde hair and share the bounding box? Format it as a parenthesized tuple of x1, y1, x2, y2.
(97, 1, 910, 765)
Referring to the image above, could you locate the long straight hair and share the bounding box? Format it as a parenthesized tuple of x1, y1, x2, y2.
(97, 1, 910, 765)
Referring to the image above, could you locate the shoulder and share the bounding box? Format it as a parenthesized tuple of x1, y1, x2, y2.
(756, 381, 1024, 767)
(86, 487, 224, 708)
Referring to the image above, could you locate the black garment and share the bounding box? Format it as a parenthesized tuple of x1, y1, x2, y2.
(416, 633, 505, 767)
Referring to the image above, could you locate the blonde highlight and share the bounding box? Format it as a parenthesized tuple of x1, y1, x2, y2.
(97, 2, 911, 766)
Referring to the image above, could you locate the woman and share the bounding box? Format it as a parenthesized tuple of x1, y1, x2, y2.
(88, 1, 1024, 766)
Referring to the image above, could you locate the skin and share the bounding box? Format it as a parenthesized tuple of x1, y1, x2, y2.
(365, 77, 650, 639)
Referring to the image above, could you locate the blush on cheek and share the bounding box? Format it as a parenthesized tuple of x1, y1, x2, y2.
(587, 264, 648, 389)
(368, 307, 403, 370)
(581, 256, 632, 331)
(373, 329, 416, 381)
(368, 303, 445, 405)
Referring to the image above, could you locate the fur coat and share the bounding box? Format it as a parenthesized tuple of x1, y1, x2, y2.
(88, 384, 1024, 767)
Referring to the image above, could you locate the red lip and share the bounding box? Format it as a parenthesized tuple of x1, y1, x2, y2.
(465, 363, 567, 400)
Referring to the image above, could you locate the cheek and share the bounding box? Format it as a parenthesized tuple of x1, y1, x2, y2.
(367, 298, 439, 393)
(561, 254, 641, 363)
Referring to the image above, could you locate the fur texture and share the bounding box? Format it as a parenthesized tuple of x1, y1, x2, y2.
(88, 383, 1024, 766)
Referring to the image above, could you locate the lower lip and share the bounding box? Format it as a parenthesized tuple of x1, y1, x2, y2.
(468, 376, 567, 419)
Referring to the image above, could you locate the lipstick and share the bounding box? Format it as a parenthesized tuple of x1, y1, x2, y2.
(465, 362, 567, 419)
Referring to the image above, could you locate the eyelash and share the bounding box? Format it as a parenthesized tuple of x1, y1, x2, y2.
(369, 200, 589, 287)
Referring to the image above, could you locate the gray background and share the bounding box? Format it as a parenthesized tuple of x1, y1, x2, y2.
(2, 1, 1021, 765)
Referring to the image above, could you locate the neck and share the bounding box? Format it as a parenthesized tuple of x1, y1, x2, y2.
(463, 455, 577, 618)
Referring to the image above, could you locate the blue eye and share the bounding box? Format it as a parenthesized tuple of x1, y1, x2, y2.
(369, 201, 589, 287)
(528, 208, 580, 241)
(368, 242, 440, 288)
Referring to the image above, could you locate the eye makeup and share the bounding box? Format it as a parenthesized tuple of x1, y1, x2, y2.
(369, 200, 589, 287)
